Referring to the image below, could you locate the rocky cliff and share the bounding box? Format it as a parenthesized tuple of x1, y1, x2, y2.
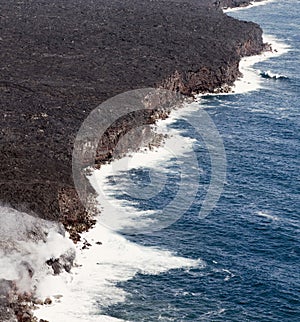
(0, 0, 265, 228)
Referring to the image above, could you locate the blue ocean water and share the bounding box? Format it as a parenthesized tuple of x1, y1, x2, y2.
(102, 1, 300, 321)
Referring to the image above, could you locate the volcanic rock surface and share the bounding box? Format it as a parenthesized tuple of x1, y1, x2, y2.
(0, 0, 265, 226)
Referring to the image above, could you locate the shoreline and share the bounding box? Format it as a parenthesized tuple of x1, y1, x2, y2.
(0, 0, 287, 321)
(198, 33, 290, 98)
(35, 28, 290, 322)
(234, 33, 290, 93)
(35, 222, 201, 321)
(223, 0, 277, 12)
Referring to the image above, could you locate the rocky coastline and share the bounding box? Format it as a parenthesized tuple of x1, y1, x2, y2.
(213, 0, 265, 9)
(0, 0, 269, 320)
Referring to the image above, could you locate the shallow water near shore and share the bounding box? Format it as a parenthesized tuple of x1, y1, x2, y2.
(36, 0, 299, 321)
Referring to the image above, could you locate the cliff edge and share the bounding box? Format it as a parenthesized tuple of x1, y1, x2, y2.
(0, 0, 265, 229)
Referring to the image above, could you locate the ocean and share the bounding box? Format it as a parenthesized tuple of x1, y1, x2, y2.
(35, 0, 299, 321)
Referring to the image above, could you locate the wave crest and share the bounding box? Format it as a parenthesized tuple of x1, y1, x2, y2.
(260, 70, 289, 80)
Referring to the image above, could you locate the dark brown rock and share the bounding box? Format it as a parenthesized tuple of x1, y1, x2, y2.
(0, 0, 265, 227)
(43, 298, 52, 306)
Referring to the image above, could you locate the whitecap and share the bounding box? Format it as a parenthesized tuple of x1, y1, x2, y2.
(35, 224, 202, 322)
(259, 70, 289, 80)
(256, 211, 279, 221)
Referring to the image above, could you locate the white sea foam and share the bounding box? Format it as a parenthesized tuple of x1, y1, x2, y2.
(223, 0, 277, 13)
(233, 34, 289, 93)
(221, 1, 291, 96)
(196, 33, 290, 99)
(34, 104, 203, 321)
(35, 224, 202, 322)
(88, 106, 198, 233)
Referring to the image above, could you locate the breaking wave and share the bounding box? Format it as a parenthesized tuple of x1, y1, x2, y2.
(259, 70, 289, 80)
(35, 223, 202, 321)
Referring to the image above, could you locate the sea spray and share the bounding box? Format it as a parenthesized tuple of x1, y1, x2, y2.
(0, 206, 75, 295)
(35, 223, 202, 321)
